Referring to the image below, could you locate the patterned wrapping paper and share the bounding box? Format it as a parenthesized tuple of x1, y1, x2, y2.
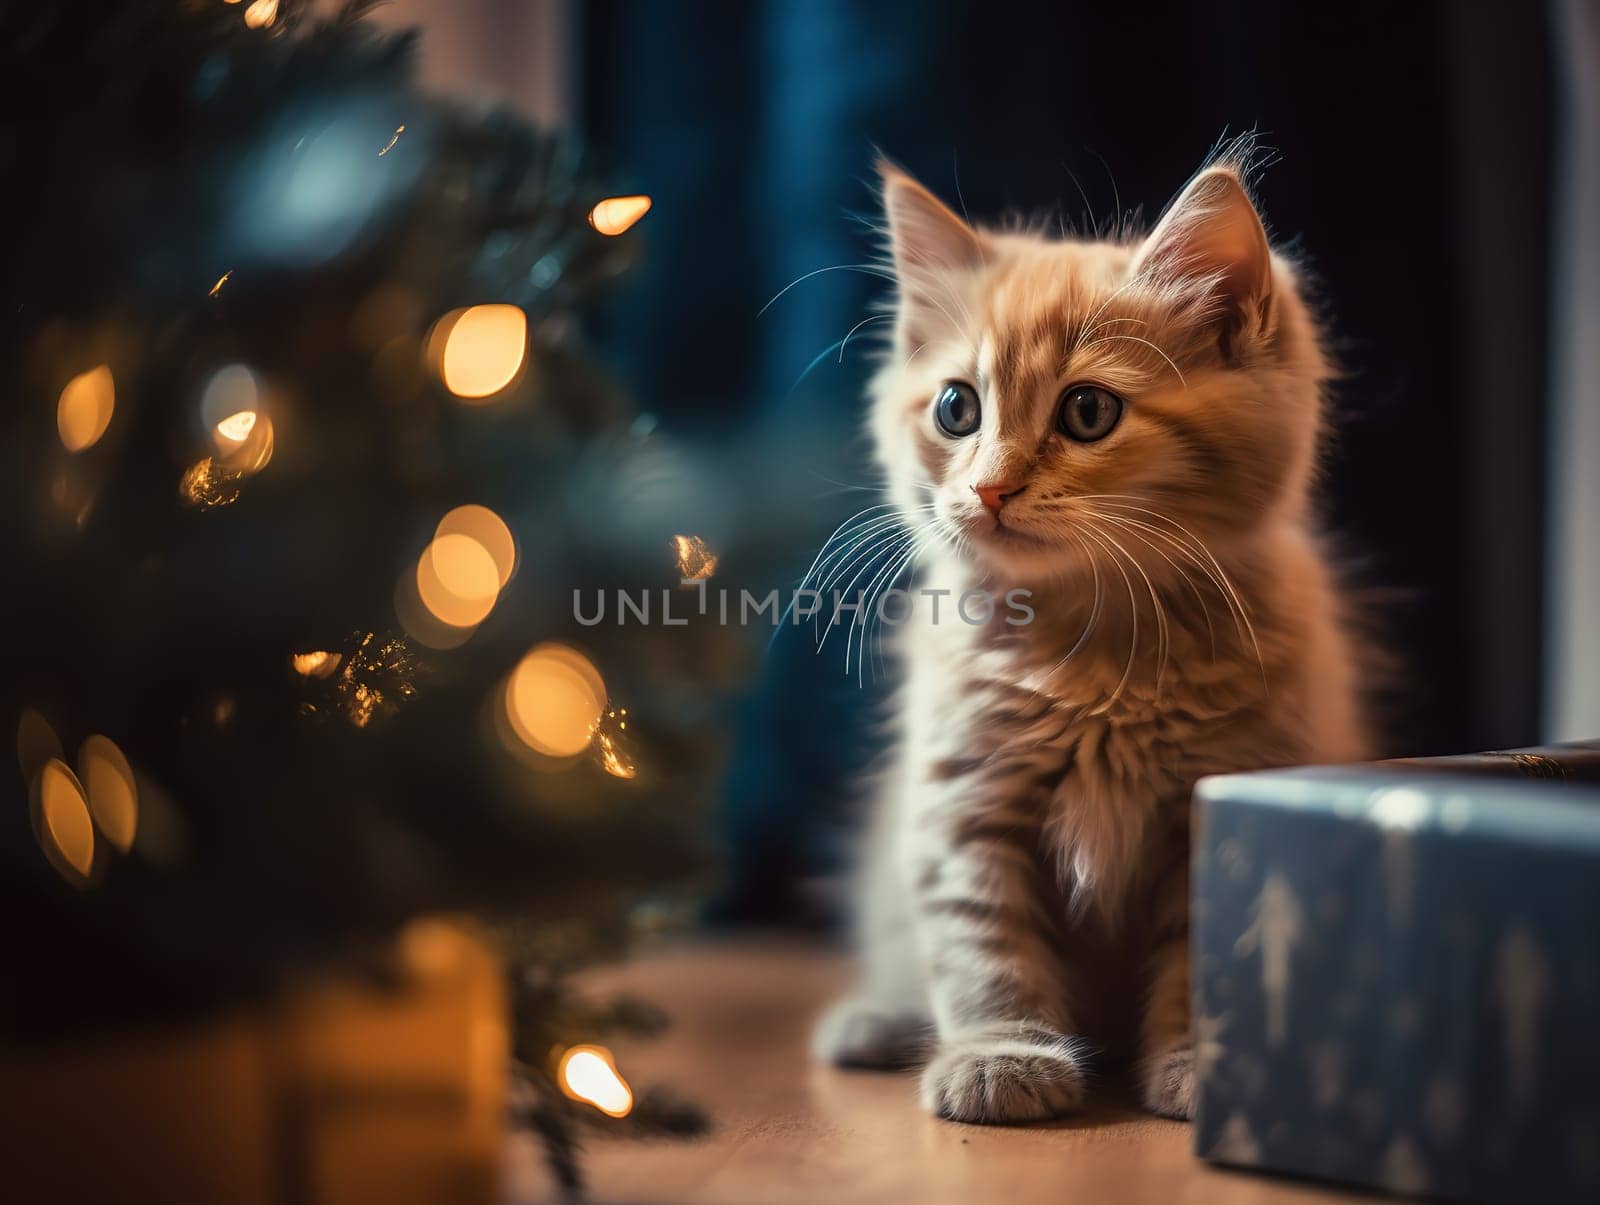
(1192, 764, 1600, 1201)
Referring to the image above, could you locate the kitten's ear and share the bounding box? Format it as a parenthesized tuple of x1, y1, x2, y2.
(1132, 166, 1274, 359)
(879, 162, 984, 337)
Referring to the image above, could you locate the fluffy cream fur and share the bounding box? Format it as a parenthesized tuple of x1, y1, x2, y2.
(812, 145, 1374, 1123)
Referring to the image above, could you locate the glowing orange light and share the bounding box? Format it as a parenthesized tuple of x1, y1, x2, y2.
(34, 758, 96, 884)
(198, 365, 274, 474)
(243, 0, 277, 29)
(201, 364, 259, 426)
(57, 364, 115, 452)
(588, 196, 652, 236)
(215, 409, 258, 444)
(180, 457, 243, 509)
(398, 916, 466, 977)
(416, 533, 501, 629)
(672, 533, 718, 580)
(436, 505, 517, 589)
(290, 650, 343, 679)
(596, 725, 636, 780)
(558, 1045, 633, 1118)
(437, 304, 527, 401)
(209, 270, 233, 297)
(504, 644, 606, 759)
(225, 415, 274, 474)
(78, 735, 138, 854)
(397, 510, 513, 649)
(394, 572, 476, 651)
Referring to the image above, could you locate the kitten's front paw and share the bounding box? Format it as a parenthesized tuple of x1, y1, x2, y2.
(811, 997, 932, 1069)
(920, 1026, 1088, 1123)
(1139, 1046, 1195, 1120)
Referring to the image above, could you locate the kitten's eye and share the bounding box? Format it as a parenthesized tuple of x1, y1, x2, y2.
(934, 382, 981, 438)
(1056, 384, 1123, 442)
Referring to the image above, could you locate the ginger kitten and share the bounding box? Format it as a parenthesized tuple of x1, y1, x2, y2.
(811, 146, 1374, 1123)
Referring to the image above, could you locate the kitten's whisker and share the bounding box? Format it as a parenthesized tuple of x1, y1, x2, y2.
(1073, 524, 1139, 709)
(811, 513, 924, 594)
(900, 340, 932, 372)
(1078, 334, 1188, 389)
(838, 313, 895, 362)
(775, 503, 912, 649)
(803, 470, 887, 494)
(870, 520, 935, 678)
(1086, 497, 1266, 689)
(815, 534, 914, 649)
(1085, 518, 1171, 694)
(1075, 315, 1147, 346)
(1043, 531, 1103, 679)
(1070, 276, 1145, 356)
(915, 285, 975, 342)
(853, 536, 920, 684)
(821, 531, 912, 656)
(1085, 497, 1254, 626)
(758, 263, 893, 317)
(808, 504, 934, 581)
(842, 532, 913, 675)
(873, 536, 926, 679)
(1090, 510, 1218, 659)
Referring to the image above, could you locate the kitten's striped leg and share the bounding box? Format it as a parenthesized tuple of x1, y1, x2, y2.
(1137, 863, 1195, 1119)
(908, 803, 1088, 1123)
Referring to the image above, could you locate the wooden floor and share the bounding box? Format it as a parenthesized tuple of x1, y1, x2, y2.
(506, 939, 1357, 1204)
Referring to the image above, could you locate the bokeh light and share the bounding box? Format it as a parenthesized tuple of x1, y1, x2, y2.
(558, 1045, 633, 1118)
(505, 643, 606, 759)
(416, 533, 501, 628)
(214, 408, 258, 445)
(436, 505, 517, 588)
(179, 457, 244, 509)
(200, 364, 260, 432)
(587, 195, 652, 236)
(33, 758, 96, 885)
(221, 414, 275, 474)
(394, 569, 476, 650)
(672, 533, 718, 580)
(436, 304, 527, 400)
(188, 364, 275, 495)
(56, 364, 115, 452)
(399, 506, 517, 644)
(243, 0, 277, 30)
(290, 650, 343, 679)
(78, 735, 138, 854)
(594, 709, 637, 780)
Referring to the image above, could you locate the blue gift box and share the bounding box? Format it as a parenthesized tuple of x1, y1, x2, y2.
(1192, 761, 1600, 1200)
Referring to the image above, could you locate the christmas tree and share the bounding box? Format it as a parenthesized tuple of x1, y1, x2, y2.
(1, 0, 719, 1192)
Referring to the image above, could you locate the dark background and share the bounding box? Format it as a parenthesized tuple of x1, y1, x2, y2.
(575, 1, 1555, 922)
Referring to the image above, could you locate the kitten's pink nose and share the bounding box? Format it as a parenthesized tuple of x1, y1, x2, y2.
(973, 481, 1024, 516)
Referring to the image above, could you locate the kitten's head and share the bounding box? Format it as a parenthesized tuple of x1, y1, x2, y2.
(869, 151, 1329, 585)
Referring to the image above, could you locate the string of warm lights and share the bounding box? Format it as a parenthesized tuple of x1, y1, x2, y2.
(19, 710, 141, 889)
(32, 177, 659, 884)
